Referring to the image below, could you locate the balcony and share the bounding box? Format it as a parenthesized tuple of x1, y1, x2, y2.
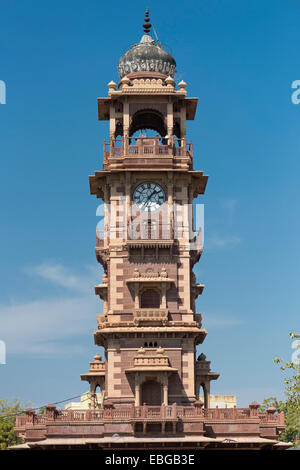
(16, 403, 285, 427)
(102, 137, 193, 170)
(133, 308, 168, 325)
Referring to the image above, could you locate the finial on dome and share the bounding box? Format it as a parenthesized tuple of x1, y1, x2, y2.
(143, 8, 151, 35)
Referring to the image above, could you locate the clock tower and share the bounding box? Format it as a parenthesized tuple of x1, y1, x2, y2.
(81, 9, 219, 410)
(14, 10, 288, 450)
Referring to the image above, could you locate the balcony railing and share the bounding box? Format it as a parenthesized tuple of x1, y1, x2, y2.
(133, 308, 168, 323)
(90, 361, 105, 372)
(133, 355, 169, 368)
(16, 404, 285, 426)
(96, 225, 200, 246)
(103, 137, 193, 160)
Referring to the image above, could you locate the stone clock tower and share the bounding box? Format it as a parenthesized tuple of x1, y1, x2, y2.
(14, 11, 287, 449)
(81, 10, 219, 409)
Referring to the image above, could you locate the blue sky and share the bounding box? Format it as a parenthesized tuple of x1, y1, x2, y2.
(0, 0, 299, 408)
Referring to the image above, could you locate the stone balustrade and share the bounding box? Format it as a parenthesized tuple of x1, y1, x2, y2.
(16, 403, 285, 427)
(133, 308, 168, 323)
(90, 361, 105, 371)
(133, 355, 169, 367)
(103, 137, 193, 160)
(195, 360, 211, 371)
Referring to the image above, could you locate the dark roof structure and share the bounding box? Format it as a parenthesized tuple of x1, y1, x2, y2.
(118, 9, 176, 78)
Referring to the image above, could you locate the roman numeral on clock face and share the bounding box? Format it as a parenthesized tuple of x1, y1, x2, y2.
(133, 182, 166, 212)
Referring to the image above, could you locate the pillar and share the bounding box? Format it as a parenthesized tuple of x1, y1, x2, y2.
(109, 104, 116, 141)
(123, 99, 129, 154)
(134, 283, 139, 309)
(180, 104, 186, 140)
(161, 284, 167, 309)
(203, 381, 210, 409)
(135, 375, 141, 406)
(90, 381, 96, 409)
(167, 100, 173, 137)
(125, 172, 131, 241)
(167, 172, 173, 239)
(104, 185, 109, 247)
(162, 374, 168, 405)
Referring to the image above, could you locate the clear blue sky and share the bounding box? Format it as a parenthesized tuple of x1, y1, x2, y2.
(0, 0, 299, 408)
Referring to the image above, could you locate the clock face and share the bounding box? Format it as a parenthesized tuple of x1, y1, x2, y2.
(133, 182, 166, 212)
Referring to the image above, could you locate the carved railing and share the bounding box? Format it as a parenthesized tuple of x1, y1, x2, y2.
(203, 408, 250, 420)
(96, 225, 201, 244)
(128, 223, 172, 241)
(195, 361, 211, 372)
(90, 361, 105, 371)
(15, 415, 27, 426)
(133, 355, 169, 367)
(133, 308, 168, 323)
(103, 137, 193, 160)
(17, 405, 285, 426)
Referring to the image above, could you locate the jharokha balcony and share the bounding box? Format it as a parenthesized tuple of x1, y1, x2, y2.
(102, 136, 193, 170)
(15, 402, 287, 450)
(133, 308, 168, 325)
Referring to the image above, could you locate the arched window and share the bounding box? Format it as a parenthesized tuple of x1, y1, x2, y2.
(129, 109, 167, 137)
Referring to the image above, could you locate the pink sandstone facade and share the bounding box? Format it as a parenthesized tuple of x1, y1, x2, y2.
(14, 10, 288, 450)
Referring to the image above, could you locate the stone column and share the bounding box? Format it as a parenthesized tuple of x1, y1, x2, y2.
(161, 283, 167, 309)
(134, 283, 139, 309)
(135, 375, 141, 406)
(162, 374, 168, 405)
(195, 376, 201, 400)
(203, 381, 210, 409)
(123, 99, 129, 155)
(90, 381, 96, 409)
(103, 294, 108, 315)
(104, 185, 109, 248)
(25, 408, 35, 425)
(167, 172, 173, 239)
(167, 100, 173, 137)
(125, 172, 131, 241)
(109, 104, 116, 141)
(180, 104, 186, 139)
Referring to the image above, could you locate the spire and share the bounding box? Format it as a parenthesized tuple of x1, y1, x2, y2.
(143, 8, 151, 35)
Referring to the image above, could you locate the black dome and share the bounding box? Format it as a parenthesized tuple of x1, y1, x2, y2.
(118, 10, 176, 78)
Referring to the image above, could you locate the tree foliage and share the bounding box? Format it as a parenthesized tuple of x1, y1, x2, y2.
(260, 332, 300, 444)
(0, 399, 25, 450)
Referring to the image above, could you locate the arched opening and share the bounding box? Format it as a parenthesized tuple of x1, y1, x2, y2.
(141, 380, 162, 405)
(94, 384, 102, 408)
(129, 109, 167, 137)
(173, 121, 181, 139)
(114, 120, 123, 138)
(140, 289, 160, 308)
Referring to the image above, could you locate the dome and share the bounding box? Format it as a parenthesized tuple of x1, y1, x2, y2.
(118, 10, 176, 79)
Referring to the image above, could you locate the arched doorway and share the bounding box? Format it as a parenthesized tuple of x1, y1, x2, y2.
(141, 380, 162, 405)
(140, 289, 160, 308)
